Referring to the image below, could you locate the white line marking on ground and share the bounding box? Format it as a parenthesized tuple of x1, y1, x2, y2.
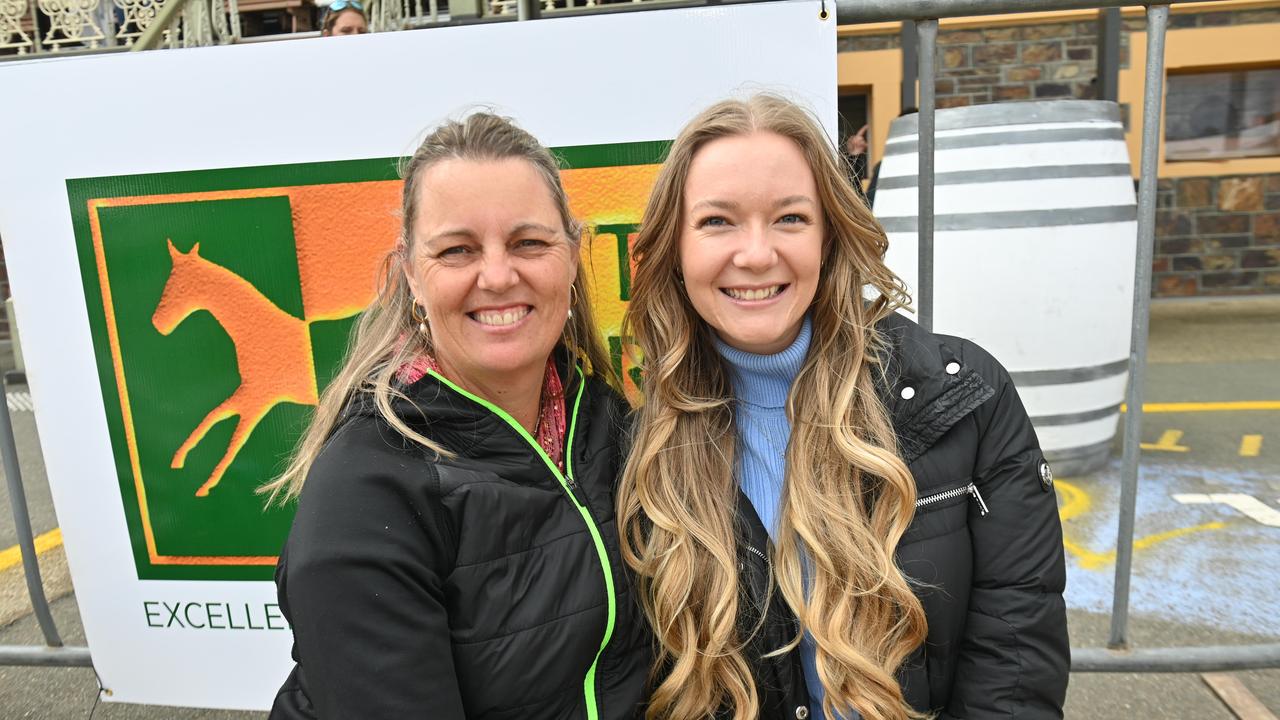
(1173, 493, 1280, 528)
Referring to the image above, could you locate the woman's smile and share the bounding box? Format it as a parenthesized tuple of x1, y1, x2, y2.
(469, 303, 533, 329)
(720, 283, 790, 303)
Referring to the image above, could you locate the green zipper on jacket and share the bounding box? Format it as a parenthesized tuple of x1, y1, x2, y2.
(426, 367, 617, 720)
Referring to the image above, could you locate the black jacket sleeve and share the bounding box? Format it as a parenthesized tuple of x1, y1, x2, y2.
(271, 420, 465, 720)
(943, 342, 1070, 720)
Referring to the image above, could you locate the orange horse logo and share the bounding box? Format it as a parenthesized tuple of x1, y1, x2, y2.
(152, 240, 320, 497)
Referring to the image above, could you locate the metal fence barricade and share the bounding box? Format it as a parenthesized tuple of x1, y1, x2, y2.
(2, 0, 1278, 687)
(0, 369, 91, 666)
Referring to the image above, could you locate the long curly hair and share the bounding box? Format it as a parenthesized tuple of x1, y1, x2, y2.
(616, 95, 927, 720)
(263, 112, 612, 502)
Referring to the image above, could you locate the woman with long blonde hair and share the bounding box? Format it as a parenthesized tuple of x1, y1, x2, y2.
(618, 95, 1068, 720)
(264, 112, 649, 719)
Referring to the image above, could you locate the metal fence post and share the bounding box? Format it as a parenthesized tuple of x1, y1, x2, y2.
(916, 18, 937, 332)
(900, 19, 918, 111)
(0, 373, 63, 648)
(1096, 7, 1121, 102)
(1109, 3, 1169, 651)
(28, 0, 44, 54)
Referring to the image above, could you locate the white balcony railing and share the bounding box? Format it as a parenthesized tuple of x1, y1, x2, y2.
(0, 0, 241, 55)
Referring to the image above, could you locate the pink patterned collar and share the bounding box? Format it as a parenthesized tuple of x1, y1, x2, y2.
(396, 353, 567, 470)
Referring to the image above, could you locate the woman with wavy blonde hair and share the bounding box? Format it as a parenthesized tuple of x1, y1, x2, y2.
(618, 95, 1068, 720)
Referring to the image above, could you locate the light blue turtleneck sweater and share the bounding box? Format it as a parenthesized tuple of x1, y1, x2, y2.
(713, 317, 859, 720)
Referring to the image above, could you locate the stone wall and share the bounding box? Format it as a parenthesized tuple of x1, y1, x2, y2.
(837, 21, 1107, 108)
(933, 21, 1106, 108)
(1154, 175, 1280, 297)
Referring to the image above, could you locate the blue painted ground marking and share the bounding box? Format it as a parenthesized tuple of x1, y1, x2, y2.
(1059, 458, 1279, 636)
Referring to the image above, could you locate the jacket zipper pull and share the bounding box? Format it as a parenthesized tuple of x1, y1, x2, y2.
(969, 483, 989, 516)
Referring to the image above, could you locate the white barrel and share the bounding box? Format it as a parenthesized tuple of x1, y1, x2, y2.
(874, 100, 1137, 476)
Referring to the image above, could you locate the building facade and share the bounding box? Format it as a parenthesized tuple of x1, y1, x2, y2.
(837, 0, 1280, 298)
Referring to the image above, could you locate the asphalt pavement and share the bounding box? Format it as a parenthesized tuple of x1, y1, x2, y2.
(1, 296, 1278, 718)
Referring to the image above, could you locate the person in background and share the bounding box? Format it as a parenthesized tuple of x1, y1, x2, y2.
(320, 0, 367, 36)
(264, 113, 649, 719)
(844, 123, 870, 205)
(618, 94, 1069, 720)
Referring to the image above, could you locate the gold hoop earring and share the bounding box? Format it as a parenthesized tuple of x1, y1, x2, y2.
(567, 284, 578, 321)
(410, 303, 429, 335)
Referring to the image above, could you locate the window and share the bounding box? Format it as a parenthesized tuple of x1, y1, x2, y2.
(1165, 67, 1280, 161)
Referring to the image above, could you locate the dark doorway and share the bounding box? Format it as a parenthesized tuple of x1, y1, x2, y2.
(838, 91, 871, 185)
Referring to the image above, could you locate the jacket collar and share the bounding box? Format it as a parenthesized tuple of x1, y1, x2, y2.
(342, 351, 588, 477)
(873, 312, 996, 464)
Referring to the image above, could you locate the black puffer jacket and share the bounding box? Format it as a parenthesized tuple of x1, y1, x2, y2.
(270, 363, 649, 720)
(740, 312, 1069, 719)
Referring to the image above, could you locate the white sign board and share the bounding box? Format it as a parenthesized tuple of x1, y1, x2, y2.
(0, 3, 835, 709)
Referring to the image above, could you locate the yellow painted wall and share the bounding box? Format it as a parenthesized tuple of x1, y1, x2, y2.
(837, 48, 903, 169)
